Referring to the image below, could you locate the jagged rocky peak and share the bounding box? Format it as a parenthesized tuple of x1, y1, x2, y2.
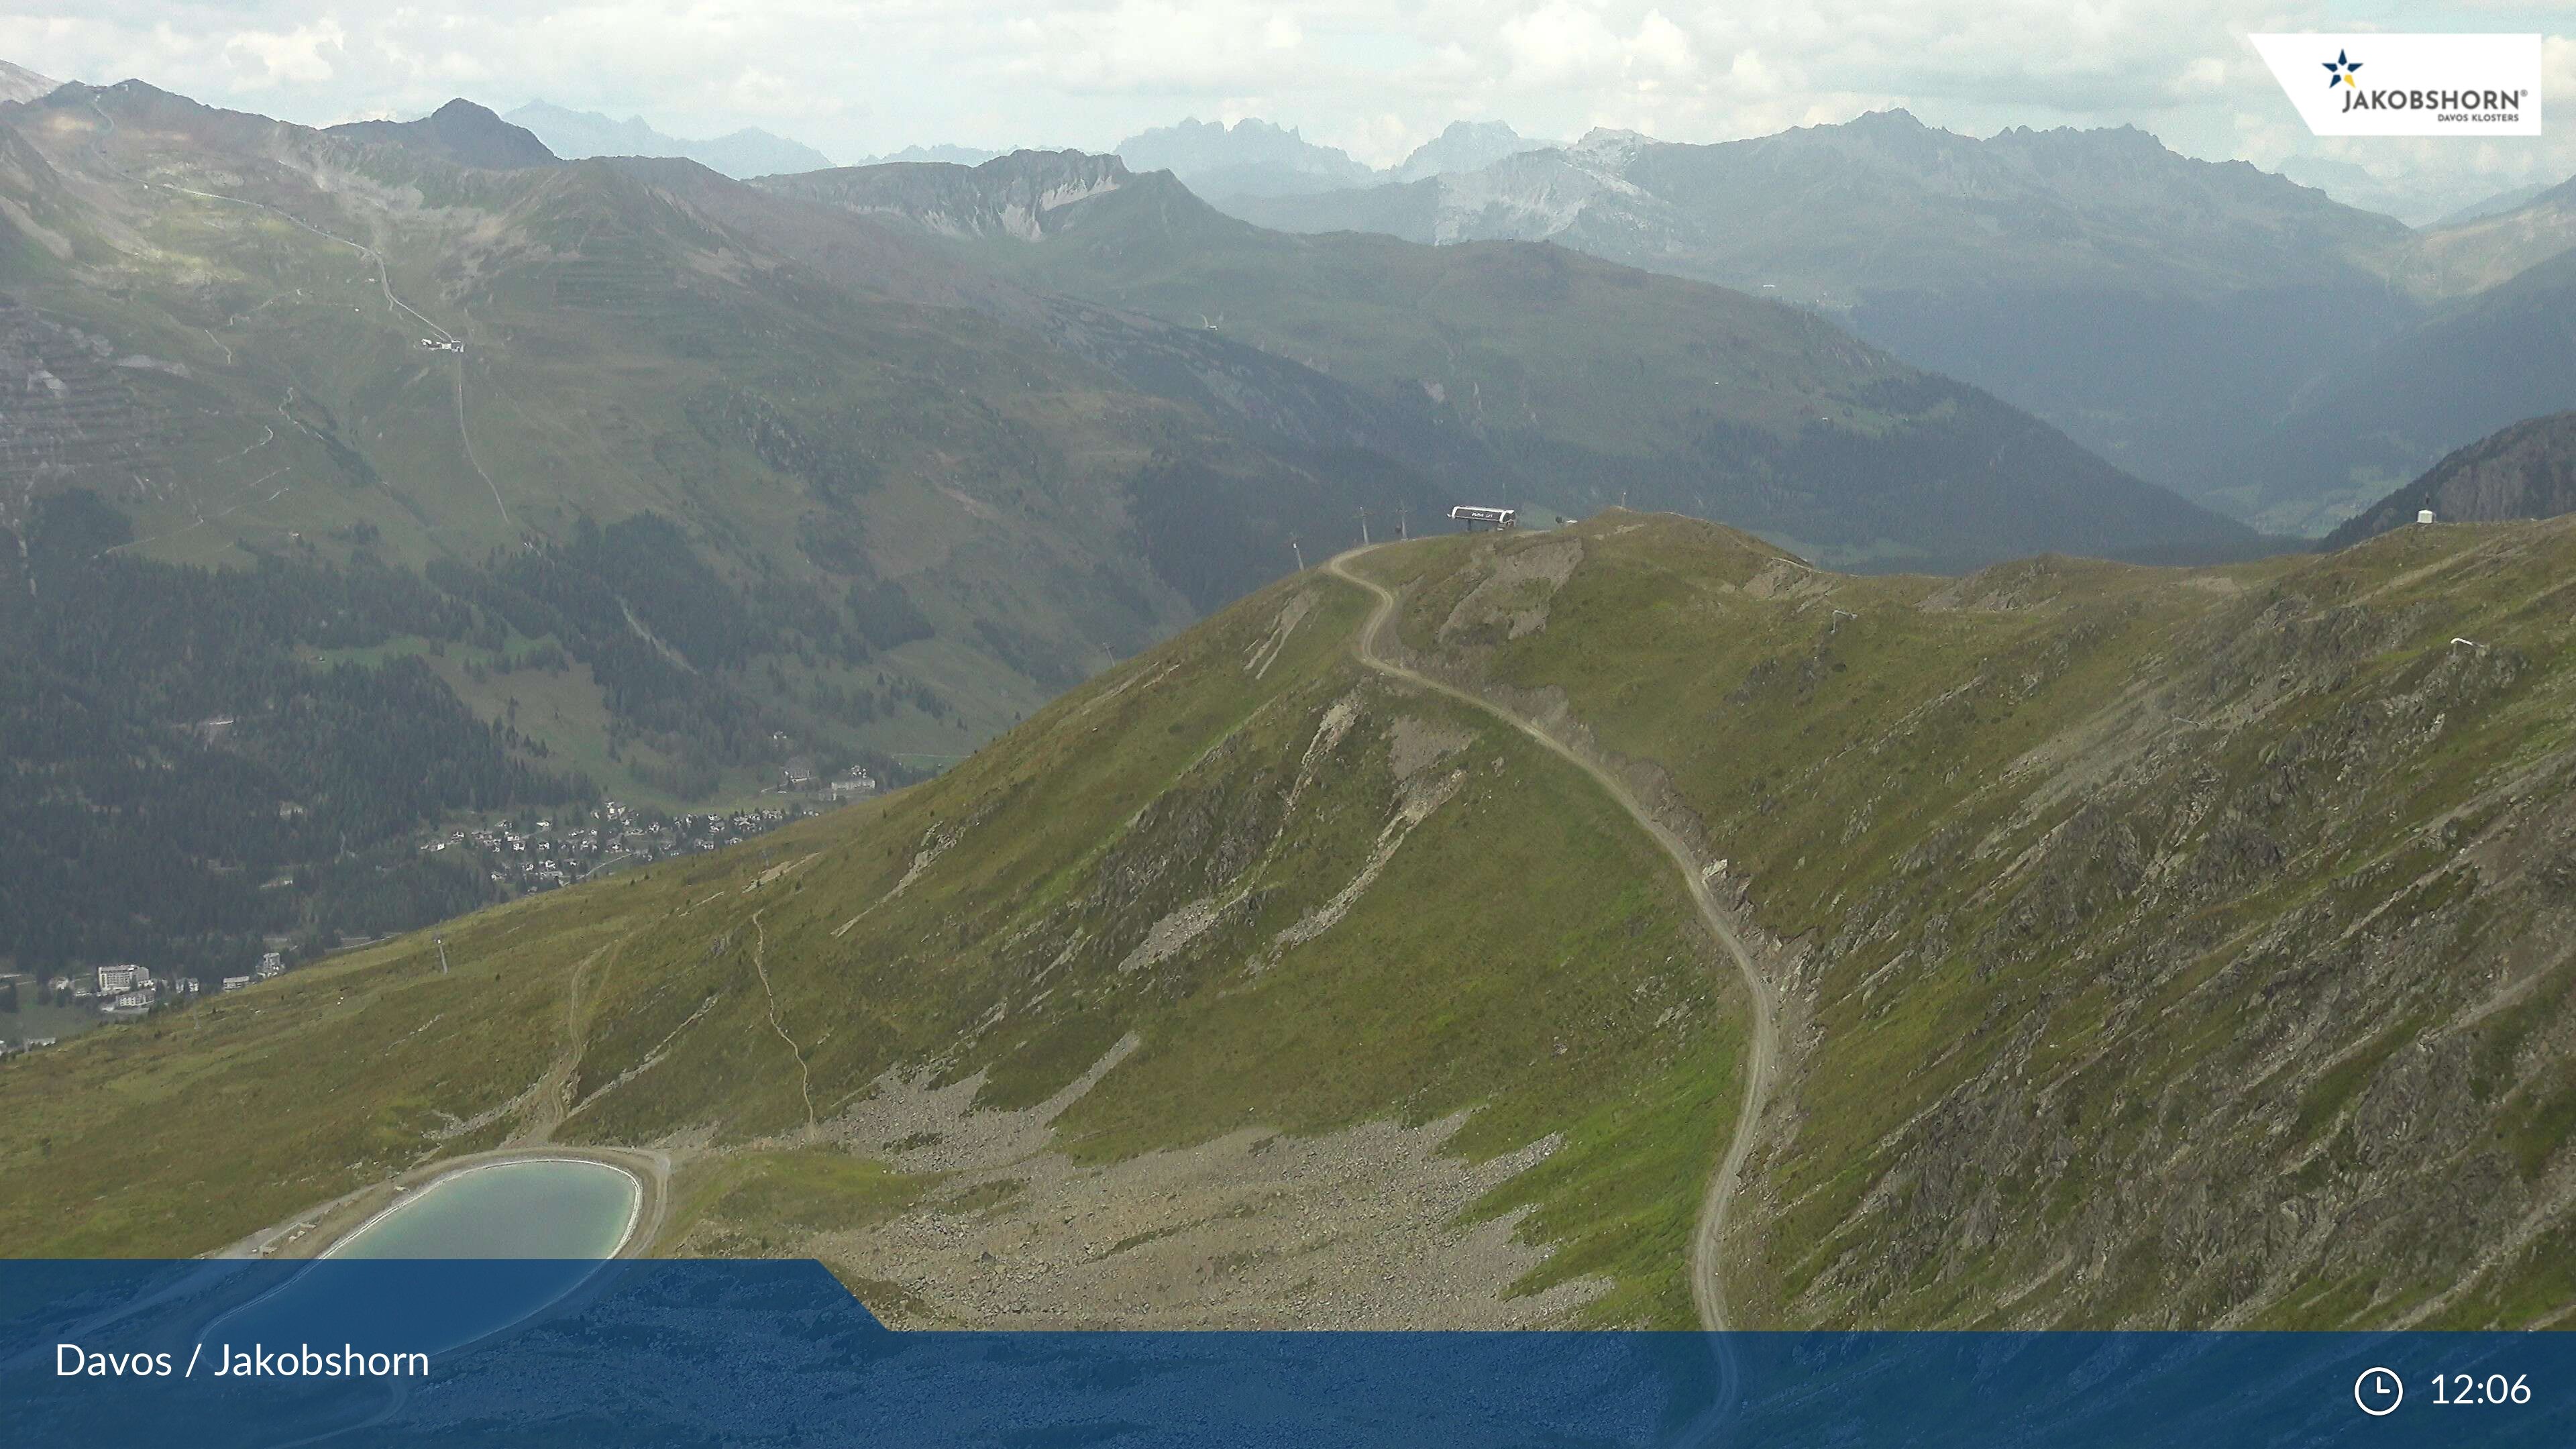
(1114, 116, 1377, 198)
(947, 149, 1133, 235)
(1800, 107, 1968, 162)
(1848, 105, 1931, 131)
(1564, 126, 1656, 170)
(1393, 120, 1548, 182)
(975, 148, 1130, 187)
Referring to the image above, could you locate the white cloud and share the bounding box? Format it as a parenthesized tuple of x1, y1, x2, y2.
(223, 17, 346, 89)
(1628, 10, 1693, 80)
(997, 1, 1322, 96)
(0, 0, 2563, 209)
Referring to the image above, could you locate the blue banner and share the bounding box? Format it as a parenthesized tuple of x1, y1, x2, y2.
(3, 1260, 2565, 1446)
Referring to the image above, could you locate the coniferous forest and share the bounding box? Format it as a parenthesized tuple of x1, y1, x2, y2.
(0, 492, 922, 980)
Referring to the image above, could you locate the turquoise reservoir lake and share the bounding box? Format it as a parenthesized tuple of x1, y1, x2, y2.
(193, 1159, 645, 1358)
(328, 1157, 639, 1259)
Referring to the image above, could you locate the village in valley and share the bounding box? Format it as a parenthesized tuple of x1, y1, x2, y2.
(431, 756, 879, 888)
(0, 761, 882, 1059)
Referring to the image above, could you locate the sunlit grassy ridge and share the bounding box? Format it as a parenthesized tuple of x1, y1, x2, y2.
(1355, 513, 2576, 1327)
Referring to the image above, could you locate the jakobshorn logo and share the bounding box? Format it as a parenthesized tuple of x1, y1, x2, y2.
(2251, 34, 2542, 136)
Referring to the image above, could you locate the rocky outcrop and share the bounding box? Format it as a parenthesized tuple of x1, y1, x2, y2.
(758, 150, 1128, 241)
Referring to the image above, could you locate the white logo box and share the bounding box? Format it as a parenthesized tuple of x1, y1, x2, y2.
(2251, 33, 2542, 137)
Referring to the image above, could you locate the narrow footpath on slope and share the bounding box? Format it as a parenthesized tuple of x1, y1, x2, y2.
(84, 93, 513, 530)
(1324, 547, 1780, 1337)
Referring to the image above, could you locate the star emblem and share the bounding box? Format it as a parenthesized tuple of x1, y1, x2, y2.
(2322, 50, 2363, 88)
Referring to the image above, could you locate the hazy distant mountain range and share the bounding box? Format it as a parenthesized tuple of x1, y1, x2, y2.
(761, 148, 2255, 574)
(1222, 111, 2576, 538)
(1390, 120, 1554, 182)
(2436, 182, 2557, 227)
(506, 103, 1016, 177)
(1110, 117, 1551, 200)
(13, 68, 2576, 545)
(506, 99, 834, 178)
(1112, 117, 1378, 199)
(861, 143, 1003, 167)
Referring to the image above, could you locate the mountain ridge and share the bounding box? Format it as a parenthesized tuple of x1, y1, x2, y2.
(763, 148, 2263, 573)
(504, 99, 836, 178)
(326, 98, 561, 170)
(0, 79, 1487, 969)
(1115, 116, 1377, 199)
(1225, 109, 2430, 529)
(1392, 120, 1550, 182)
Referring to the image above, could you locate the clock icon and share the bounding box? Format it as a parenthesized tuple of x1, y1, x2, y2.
(2356, 1366, 2404, 1416)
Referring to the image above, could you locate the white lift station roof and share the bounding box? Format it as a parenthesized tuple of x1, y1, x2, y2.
(1450, 505, 1517, 529)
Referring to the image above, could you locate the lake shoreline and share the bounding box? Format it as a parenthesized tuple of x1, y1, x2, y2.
(212, 1144, 674, 1263)
(321, 1155, 643, 1260)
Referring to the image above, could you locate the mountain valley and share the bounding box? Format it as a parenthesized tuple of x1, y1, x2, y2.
(0, 78, 2280, 977)
(1231, 111, 2576, 539)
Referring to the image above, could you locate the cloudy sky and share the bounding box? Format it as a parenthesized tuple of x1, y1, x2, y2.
(5, 1, 2569, 218)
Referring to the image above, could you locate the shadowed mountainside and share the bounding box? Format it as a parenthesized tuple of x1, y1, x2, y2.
(2326, 412, 2576, 548)
(1226, 111, 2421, 527)
(763, 150, 2262, 574)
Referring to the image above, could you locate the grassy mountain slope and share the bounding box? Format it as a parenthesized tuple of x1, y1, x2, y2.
(1352, 515, 2576, 1328)
(0, 83, 1133, 771)
(0, 559, 1746, 1327)
(11, 515, 2576, 1332)
(2324, 411, 2576, 547)
(765, 152, 2259, 573)
(0, 84, 1473, 775)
